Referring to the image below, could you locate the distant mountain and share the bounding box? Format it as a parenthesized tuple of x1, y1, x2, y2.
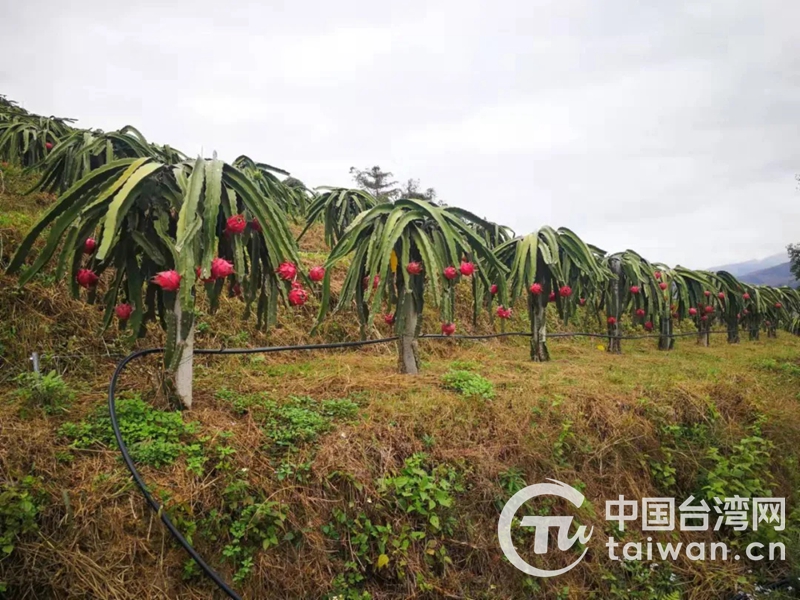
(708, 253, 788, 278)
(738, 262, 798, 288)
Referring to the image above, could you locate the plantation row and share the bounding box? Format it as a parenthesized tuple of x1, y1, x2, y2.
(2, 94, 798, 406)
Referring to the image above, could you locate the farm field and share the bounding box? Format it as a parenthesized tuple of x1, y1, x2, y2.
(2, 306, 800, 599)
(1, 97, 799, 600)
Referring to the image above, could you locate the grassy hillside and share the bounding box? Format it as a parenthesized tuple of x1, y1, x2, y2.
(1, 162, 800, 599)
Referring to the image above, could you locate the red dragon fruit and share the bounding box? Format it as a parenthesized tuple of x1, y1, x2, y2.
(490, 284, 499, 295)
(644, 321, 653, 331)
(441, 322, 456, 336)
(211, 257, 235, 279)
(459, 261, 475, 276)
(659, 282, 668, 290)
(607, 316, 617, 325)
(689, 307, 697, 316)
(496, 306, 512, 319)
(288, 287, 308, 306)
(443, 266, 458, 280)
(743, 293, 750, 300)
(635, 308, 645, 317)
(226, 214, 247, 235)
(250, 219, 262, 233)
(630, 285, 640, 294)
(308, 266, 325, 282)
(529, 283, 543, 295)
(153, 270, 181, 291)
(76, 269, 99, 289)
(362, 274, 380, 290)
(276, 261, 297, 281)
(83, 237, 97, 254)
(384, 313, 396, 325)
(407, 261, 423, 275)
(548, 291, 556, 302)
(579, 298, 586, 306)
(115, 303, 133, 320)
(559, 285, 572, 297)
(705, 305, 713, 314)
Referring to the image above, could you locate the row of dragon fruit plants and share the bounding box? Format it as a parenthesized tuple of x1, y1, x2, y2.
(2, 95, 798, 408)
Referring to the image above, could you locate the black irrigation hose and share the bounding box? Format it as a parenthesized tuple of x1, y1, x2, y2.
(108, 338, 399, 600)
(106, 329, 749, 599)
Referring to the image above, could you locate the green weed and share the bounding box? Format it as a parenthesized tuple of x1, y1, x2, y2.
(13, 370, 73, 414)
(59, 395, 199, 467)
(441, 370, 495, 399)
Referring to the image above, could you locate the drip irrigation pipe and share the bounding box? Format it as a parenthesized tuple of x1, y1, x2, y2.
(107, 329, 746, 599)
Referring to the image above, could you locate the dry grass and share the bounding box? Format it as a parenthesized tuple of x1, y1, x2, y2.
(2, 329, 799, 599)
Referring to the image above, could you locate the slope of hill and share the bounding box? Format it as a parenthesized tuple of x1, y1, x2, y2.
(739, 261, 798, 288)
(2, 164, 800, 600)
(708, 252, 788, 277)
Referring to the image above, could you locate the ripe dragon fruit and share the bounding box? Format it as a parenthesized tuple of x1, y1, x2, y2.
(630, 285, 640, 294)
(83, 237, 97, 254)
(559, 285, 572, 297)
(717, 292, 725, 300)
(362, 274, 380, 290)
(548, 292, 556, 302)
(276, 261, 297, 281)
(529, 283, 543, 295)
(705, 305, 713, 314)
(743, 293, 750, 300)
(490, 284, 499, 295)
(689, 307, 697, 316)
(76, 269, 99, 289)
(607, 316, 617, 325)
(153, 270, 181, 291)
(644, 321, 653, 331)
(115, 303, 133, 320)
(407, 261, 423, 275)
(496, 306, 512, 319)
(635, 308, 645, 317)
(775, 302, 783, 309)
(459, 261, 475, 276)
(654, 271, 662, 279)
(443, 266, 458, 280)
(288, 287, 308, 306)
(704, 290, 711, 297)
(309, 266, 326, 282)
(441, 322, 456, 336)
(659, 282, 668, 290)
(384, 313, 396, 325)
(579, 298, 586, 306)
(211, 257, 235, 279)
(226, 214, 247, 235)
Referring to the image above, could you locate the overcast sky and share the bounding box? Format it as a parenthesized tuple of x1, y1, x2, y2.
(2, 0, 798, 268)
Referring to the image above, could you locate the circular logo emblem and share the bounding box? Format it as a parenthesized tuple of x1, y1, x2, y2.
(498, 479, 593, 577)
